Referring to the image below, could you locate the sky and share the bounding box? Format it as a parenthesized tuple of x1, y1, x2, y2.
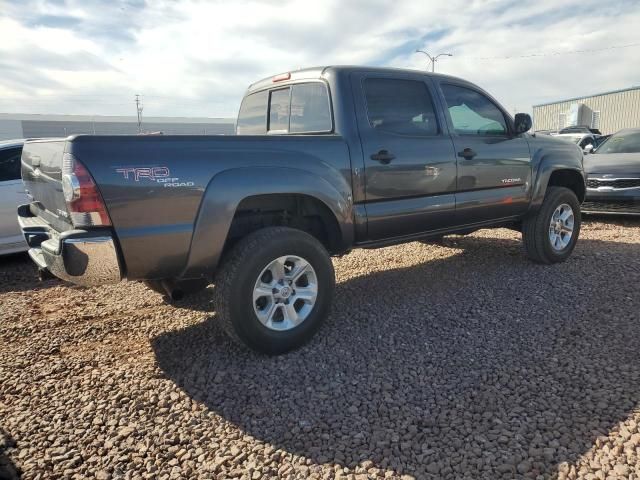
(1, 0, 639, 119)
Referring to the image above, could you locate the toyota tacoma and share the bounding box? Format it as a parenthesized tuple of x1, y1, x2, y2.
(18, 66, 586, 354)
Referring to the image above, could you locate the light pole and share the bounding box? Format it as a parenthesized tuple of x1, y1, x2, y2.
(415, 50, 453, 72)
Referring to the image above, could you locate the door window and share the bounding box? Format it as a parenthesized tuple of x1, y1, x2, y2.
(442, 84, 507, 136)
(0, 147, 22, 182)
(363, 78, 439, 136)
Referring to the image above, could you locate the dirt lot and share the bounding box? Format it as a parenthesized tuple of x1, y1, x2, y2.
(1, 218, 640, 480)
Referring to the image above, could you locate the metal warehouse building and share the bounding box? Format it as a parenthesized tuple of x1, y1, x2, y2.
(532, 86, 640, 135)
(0, 113, 236, 141)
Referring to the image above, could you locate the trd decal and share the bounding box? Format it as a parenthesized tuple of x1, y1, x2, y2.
(114, 166, 195, 187)
(115, 166, 170, 181)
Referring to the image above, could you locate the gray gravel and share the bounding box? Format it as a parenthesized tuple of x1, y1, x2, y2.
(1, 217, 640, 479)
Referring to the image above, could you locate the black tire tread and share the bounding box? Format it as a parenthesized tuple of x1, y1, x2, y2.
(522, 186, 580, 264)
(213, 227, 332, 350)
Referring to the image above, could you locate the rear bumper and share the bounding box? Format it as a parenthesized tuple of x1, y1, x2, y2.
(18, 204, 122, 286)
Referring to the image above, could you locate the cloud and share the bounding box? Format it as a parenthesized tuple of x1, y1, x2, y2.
(0, 0, 638, 118)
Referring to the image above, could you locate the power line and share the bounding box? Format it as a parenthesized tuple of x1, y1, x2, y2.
(461, 42, 640, 60)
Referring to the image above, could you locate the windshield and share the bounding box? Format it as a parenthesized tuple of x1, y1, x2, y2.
(595, 131, 640, 154)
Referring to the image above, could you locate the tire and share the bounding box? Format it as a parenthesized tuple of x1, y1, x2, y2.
(522, 186, 581, 264)
(213, 227, 335, 355)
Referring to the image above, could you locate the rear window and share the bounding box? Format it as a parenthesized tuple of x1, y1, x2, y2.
(236, 82, 332, 135)
(290, 83, 332, 133)
(236, 90, 268, 134)
(269, 88, 290, 132)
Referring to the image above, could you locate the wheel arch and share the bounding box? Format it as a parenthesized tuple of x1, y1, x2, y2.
(529, 148, 586, 213)
(547, 169, 586, 203)
(180, 167, 354, 279)
(230, 192, 344, 252)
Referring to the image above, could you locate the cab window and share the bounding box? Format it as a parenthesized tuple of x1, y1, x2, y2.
(363, 78, 439, 136)
(268, 88, 290, 133)
(290, 83, 332, 133)
(442, 84, 507, 136)
(237, 82, 332, 135)
(236, 90, 268, 134)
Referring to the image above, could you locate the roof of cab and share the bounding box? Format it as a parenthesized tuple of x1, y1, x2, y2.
(246, 65, 461, 94)
(247, 67, 328, 93)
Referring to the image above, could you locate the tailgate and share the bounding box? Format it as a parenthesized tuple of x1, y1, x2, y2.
(21, 138, 74, 233)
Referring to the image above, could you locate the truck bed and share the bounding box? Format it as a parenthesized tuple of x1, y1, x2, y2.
(21, 134, 353, 279)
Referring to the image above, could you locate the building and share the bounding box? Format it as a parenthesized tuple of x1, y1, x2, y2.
(532, 86, 640, 135)
(0, 113, 236, 141)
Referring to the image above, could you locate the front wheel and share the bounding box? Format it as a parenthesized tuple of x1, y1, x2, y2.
(213, 227, 335, 355)
(522, 186, 581, 264)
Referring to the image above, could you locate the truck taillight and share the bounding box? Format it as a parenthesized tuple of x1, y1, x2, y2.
(62, 153, 111, 227)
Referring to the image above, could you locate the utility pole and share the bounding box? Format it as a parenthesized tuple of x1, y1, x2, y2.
(415, 50, 453, 72)
(135, 94, 143, 133)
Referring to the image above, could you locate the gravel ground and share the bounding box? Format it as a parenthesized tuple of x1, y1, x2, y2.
(1, 217, 640, 480)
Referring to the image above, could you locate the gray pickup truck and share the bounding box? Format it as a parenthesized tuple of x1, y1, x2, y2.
(19, 66, 585, 354)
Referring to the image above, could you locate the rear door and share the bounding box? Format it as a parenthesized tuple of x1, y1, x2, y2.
(0, 145, 29, 251)
(351, 71, 458, 240)
(435, 81, 532, 223)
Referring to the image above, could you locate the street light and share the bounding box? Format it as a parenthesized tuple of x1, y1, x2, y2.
(415, 50, 453, 72)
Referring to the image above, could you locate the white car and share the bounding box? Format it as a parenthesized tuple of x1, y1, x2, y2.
(0, 139, 29, 254)
(552, 132, 599, 152)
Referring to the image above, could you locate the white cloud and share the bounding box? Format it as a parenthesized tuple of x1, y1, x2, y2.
(1, 0, 639, 118)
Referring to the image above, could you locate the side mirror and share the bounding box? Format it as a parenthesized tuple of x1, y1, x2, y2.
(584, 144, 594, 154)
(514, 113, 532, 134)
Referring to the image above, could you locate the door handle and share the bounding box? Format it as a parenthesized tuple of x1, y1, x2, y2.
(457, 148, 477, 160)
(370, 150, 395, 164)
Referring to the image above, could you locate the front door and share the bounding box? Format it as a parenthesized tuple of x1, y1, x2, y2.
(436, 81, 532, 224)
(351, 72, 458, 241)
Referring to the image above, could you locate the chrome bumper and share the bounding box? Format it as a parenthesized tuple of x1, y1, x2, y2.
(18, 205, 122, 286)
(29, 236, 122, 286)
(583, 186, 640, 215)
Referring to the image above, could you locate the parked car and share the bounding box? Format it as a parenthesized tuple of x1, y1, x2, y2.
(583, 128, 640, 215)
(554, 132, 600, 152)
(0, 140, 28, 255)
(18, 66, 585, 354)
(558, 126, 602, 136)
(594, 134, 611, 148)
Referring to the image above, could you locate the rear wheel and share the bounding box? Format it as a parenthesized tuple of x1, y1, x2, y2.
(213, 227, 335, 355)
(522, 186, 581, 264)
